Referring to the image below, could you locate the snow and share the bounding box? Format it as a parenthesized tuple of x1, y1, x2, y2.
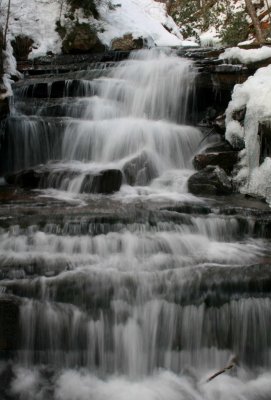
(0, 0, 197, 64)
(199, 27, 221, 47)
(225, 65, 271, 204)
(0, 0, 63, 59)
(220, 46, 271, 64)
(97, 0, 197, 48)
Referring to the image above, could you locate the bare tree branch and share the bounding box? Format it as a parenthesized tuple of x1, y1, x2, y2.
(206, 355, 238, 383)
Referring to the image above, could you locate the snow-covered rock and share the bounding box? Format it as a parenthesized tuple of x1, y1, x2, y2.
(220, 46, 271, 64)
(225, 64, 271, 204)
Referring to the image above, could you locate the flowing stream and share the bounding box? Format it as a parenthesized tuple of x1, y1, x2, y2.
(0, 48, 271, 400)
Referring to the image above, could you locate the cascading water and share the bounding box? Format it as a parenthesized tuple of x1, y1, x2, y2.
(0, 48, 271, 400)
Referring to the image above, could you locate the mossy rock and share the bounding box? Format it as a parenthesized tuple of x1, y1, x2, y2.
(62, 23, 104, 54)
(111, 34, 144, 51)
(11, 35, 34, 61)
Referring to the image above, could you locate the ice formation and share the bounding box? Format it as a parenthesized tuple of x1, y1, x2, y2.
(225, 63, 271, 204)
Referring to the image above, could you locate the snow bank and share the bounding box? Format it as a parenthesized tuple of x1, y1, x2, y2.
(220, 46, 271, 64)
(97, 0, 197, 48)
(225, 65, 271, 204)
(0, 0, 197, 63)
(0, 0, 63, 59)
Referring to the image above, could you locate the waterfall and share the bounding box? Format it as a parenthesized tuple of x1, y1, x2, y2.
(0, 48, 271, 400)
(1, 49, 201, 201)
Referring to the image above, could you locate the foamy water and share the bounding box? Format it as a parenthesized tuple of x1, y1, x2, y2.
(1, 48, 270, 400)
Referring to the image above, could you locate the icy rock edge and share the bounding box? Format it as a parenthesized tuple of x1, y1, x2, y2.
(225, 64, 271, 205)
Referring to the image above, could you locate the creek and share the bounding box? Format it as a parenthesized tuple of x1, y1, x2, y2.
(0, 48, 271, 400)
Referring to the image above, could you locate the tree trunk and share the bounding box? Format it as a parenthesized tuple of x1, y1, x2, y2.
(3, 0, 11, 50)
(245, 0, 264, 44)
(0, 29, 4, 77)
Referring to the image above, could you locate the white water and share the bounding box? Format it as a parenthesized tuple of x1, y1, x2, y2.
(1, 49, 271, 400)
(5, 49, 207, 202)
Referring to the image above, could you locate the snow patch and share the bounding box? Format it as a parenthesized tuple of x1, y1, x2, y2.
(220, 46, 271, 64)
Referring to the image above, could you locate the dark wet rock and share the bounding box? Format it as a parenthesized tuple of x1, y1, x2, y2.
(204, 141, 234, 153)
(6, 168, 44, 188)
(246, 57, 271, 71)
(62, 23, 104, 54)
(16, 52, 130, 75)
(111, 34, 144, 51)
(11, 35, 34, 61)
(82, 169, 122, 194)
(0, 296, 20, 355)
(6, 167, 79, 190)
(0, 364, 15, 400)
(6, 167, 122, 194)
(16, 79, 97, 99)
(193, 151, 239, 174)
(122, 151, 159, 186)
(212, 113, 226, 133)
(0, 96, 9, 120)
(231, 135, 245, 151)
(40, 169, 79, 189)
(232, 107, 246, 125)
(188, 165, 233, 195)
(259, 120, 271, 164)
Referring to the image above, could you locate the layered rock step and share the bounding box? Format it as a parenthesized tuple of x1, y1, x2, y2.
(6, 166, 122, 194)
(1, 199, 271, 369)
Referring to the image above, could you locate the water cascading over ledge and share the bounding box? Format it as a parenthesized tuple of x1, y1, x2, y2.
(0, 48, 271, 400)
(1, 49, 200, 196)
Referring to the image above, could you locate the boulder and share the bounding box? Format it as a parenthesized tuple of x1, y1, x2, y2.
(188, 165, 233, 196)
(81, 169, 122, 194)
(5, 168, 44, 188)
(62, 23, 104, 54)
(193, 151, 239, 174)
(111, 34, 144, 51)
(122, 151, 159, 186)
(204, 141, 234, 153)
